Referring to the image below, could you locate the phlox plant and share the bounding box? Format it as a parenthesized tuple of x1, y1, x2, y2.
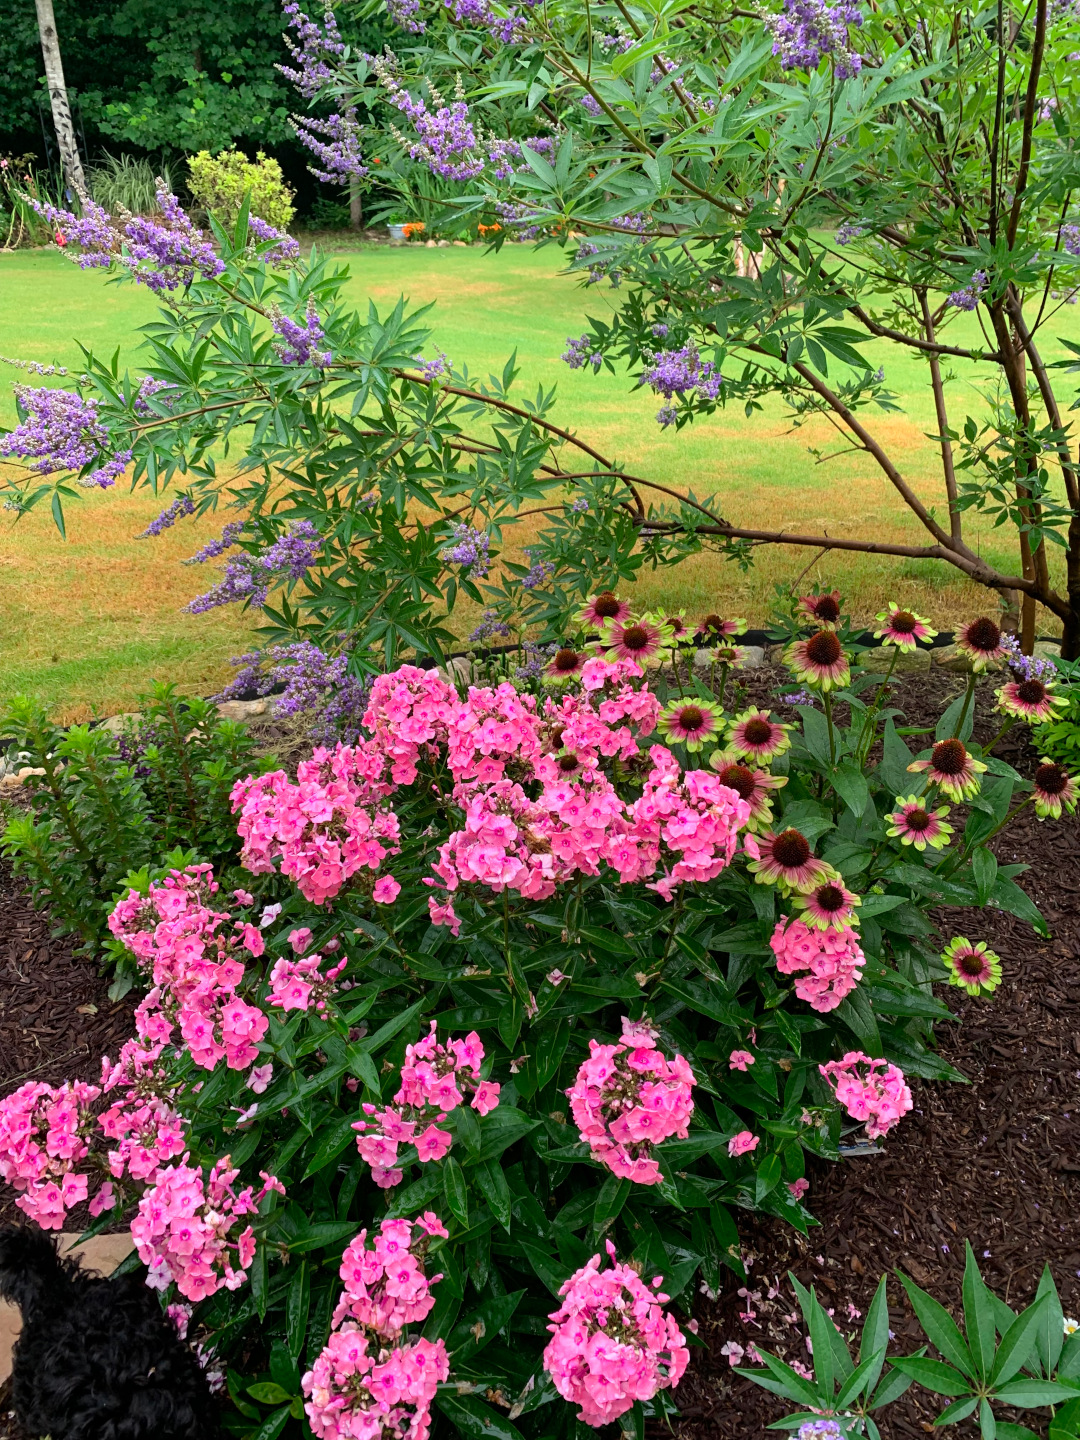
(0, 597, 1064, 1440)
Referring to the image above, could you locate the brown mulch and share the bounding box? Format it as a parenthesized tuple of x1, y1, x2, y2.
(0, 666, 1076, 1439)
(679, 666, 1080, 1437)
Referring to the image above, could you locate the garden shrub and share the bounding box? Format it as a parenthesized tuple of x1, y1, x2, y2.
(0, 600, 1067, 1440)
(1031, 656, 1080, 768)
(188, 149, 295, 229)
(0, 683, 272, 969)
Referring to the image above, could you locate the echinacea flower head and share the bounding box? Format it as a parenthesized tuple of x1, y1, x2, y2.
(1033, 759, 1079, 819)
(695, 613, 747, 641)
(792, 874, 861, 929)
(955, 616, 1007, 671)
(885, 795, 954, 851)
(941, 937, 1002, 996)
(709, 754, 787, 831)
(544, 648, 586, 684)
(664, 611, 693, 645)
(602, 615, 672, 665)
(785, 630, 851, 692)
(873, 603, 937, 651)
(577, 591, 630, 628)
(796, 590, 842, 628)
(748, 828, 831, 891)
(727, 708, 791, 762)
(995, 677, 1066, 724)
(658, 697, 724, 751)
(908, 738, 987, 802)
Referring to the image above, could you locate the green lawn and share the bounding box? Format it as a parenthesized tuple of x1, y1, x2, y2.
(0, 242, 1074, 719)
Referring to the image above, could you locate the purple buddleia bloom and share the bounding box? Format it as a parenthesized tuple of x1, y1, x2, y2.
(139, 495, 196, 538)
(469, 609, 512, 644)
(272, 300, 333, 366)
(765, 0, 865, 79)
(440, 522, 490, 577)
(562, 334, 604, 372)
(215, 650, 277, 700)
(278, 0, 346, 99)
(290, 110, 368, 185)
(514, 641, 555, 681)
(416, 351, 452, 381)
(385, 83, 485, 180)
(84, 449, 133, 489)
(651, 322, 670, 338)
(0, 356, 68, 377)
(119, 184, 225, 292)
(610, 213, 649, 233)
(1061, 224, 1080, 257)
(1, 386, 106, 473)
(580, 95, 604, 117)
(1001, 633, 1059, 681)
(387, 0, 426, 30)
(30, 196, 117, 268)
(520, 550, 556, 589)
(570, 497, 590, 513)
(217, 640, 371, 743)
(836, 220, 866, 245)
(187, 520, 323, 614)
(185, 520, 245, 564)
(656, 404, 679, 428)
(133, 376, 177, 415)
(247, 215, 301, 261)
(780, 689, 817, 707)
(641, 344, 723, 423)
(946, 269, 987, 310)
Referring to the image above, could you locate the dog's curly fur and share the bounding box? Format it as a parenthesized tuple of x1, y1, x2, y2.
(0, 1224, 221, 1439)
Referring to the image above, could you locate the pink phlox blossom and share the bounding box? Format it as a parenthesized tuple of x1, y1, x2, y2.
(352, 1024, 499, 1185)
(819, 1051, 913, 1139)
(567, 1016, 695, 1185)
(728, 1049, 755, 1071)
(0, 1079, 102, 1228)
(332, 1215, 446, 1336)
(727, 1130, 760, 1157)
(302, 1327, 449, 1440)
(267, 952, 347, 1013)
(543, 1242, 689, 1426)
(770, 916, 866, 1012)
(129, 1155, 283, 1302)
(361, 665, 457, 785)
(231, 746, 401, 905)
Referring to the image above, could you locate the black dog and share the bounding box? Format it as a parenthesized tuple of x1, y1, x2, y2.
(0, 1225, 221, 1439)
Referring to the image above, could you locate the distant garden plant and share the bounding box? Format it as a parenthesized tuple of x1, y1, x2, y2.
(187, 148, 296, 229)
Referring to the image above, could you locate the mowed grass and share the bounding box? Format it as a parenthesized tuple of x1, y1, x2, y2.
(0, 243, 1075, 720)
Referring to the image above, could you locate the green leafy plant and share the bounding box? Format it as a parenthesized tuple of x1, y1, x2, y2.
(87, 152, 177, 216)
(742, 1244, 1080, 1438)
(0, 683, 271, 965)
(1032, 658, 1080, 764)
(187, 148, 295, 229)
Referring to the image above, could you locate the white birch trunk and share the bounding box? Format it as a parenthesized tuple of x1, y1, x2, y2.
(34, 0, 87, 202)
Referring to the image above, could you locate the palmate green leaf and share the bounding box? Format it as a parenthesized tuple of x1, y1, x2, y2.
(735, 1351, 822, 1407)
(888, 1356, 970, 1396)
(963, 1241, 997, 1379)
(990, 1291, 1051, 1386)
(1033, 1264, 1065, 1376)
(858, 1276, 892, 1394)
(897, 1271, 976, 1378)
(1049, 1396, 1080, 1440)
(933, 1396, 979, 1425)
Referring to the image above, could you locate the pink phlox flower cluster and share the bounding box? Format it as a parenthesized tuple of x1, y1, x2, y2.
(0, 1079, 102, 1228)
(333, 1214, 448, 1335)
(543, 1240, 689, 1426)
(232, 747, 401, 904)
(302, 1327, 449, 1440)
(567, 1017, 695, 1185)
(352, 1024, 500, 1189)
(445, 682, 543, 781)
(130, 1154, 283, 1302)
(268, 952, 348, 1012)
(108, 865, 268, 1070)
(361, 665, 457, 785)
(616, 747, 750, 900)
(770, 916, 866, 1012)
(98, 1081, 187, 1185)
(819, 1051, 913, 1140)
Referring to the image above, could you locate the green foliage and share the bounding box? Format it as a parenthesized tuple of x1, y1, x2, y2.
(0, 683, 269, 961)
(1032, 658, 1080, 764)
(87, 151, 176, 215)
(188, 148, 295, 228)
(742, 1246, 1080, 1438)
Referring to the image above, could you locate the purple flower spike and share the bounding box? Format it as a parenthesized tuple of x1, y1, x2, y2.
(765, 0, 865, 79)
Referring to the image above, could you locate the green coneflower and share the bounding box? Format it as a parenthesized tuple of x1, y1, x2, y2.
(885, 795, 954, 852)
(658, 697, 724, 752)
(785, 630, 851, 692)
(873, 602, 937, 652)
(941, 937, 1002, 996)
(908, 739, 987, 803)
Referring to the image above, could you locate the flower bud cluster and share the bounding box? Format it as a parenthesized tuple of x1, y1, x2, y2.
(567, 1018, 695, 1184)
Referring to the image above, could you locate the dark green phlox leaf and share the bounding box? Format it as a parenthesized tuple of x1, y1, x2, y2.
(269, 1339, 299, 1395)
(1033, 1264, 1065, 1376)
(454, 1102, 481, 1157)
(442, 1156, 469, 1226)
(449, 1291, 525, 1361)
(359, 998, 425, 1055)
(518, 1239, 571, 1296)
(498, 996, 523, 1050)
(508, 1370, 562, 1420)
(898, 1271, 976, 1377)
(734, 1350, 821, 1407)
(535, 1018, 571, 1089)
(754, 1152, 783, 1206)
(249, 1407, 290, 1440)
(962, 1241, 997, 1379)
(472, 1158, 512, 1232)
(475, 1108, 538, 1163)
(436, 1392, 527, 1440)
(991, 1291, 1052, 1386)
(251, 1244, 268, 1320)
(287, 1220, 364, 1255)
(247, 1383, 293, 1405)
(577, 922, 636, 955)
(993, 1377, 1074, 1406)
(888, 1357, 970, 1395)
(286, 1260, 310, 1361)
(302, 1115, 361, 1180)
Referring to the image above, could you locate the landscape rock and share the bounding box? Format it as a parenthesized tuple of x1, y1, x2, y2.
(1032, 639, 1062, 662)
(216, 697, 275, 722)
(860, 644, 932, 673)
(0, 766, 46, 793)
(693, 644, 767, 670)
(98, 711, 144, 734)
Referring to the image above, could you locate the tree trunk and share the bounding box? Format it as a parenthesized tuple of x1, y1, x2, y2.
(34, 0, 86, 202)
(349, 177, 362, 231)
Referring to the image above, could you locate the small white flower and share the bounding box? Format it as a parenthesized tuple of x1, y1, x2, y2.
(1065, 1317, 1080, 1336)
(259, 902, 282, 929)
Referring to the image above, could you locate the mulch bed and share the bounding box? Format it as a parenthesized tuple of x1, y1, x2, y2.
(0, 665, 1076, 1440)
